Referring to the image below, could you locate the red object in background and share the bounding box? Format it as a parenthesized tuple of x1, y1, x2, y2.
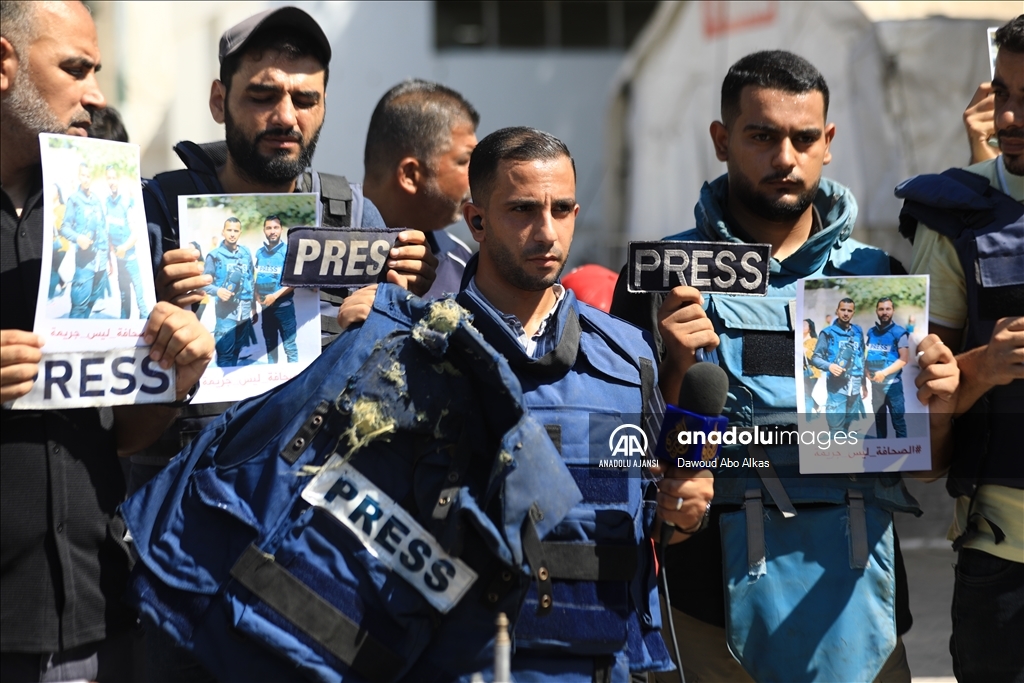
(562, 264, 618, 313)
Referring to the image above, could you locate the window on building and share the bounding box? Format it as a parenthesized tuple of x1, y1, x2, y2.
(435, 0, 658, 50)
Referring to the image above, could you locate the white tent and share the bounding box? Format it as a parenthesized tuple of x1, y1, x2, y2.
(606, 1, 1020, 267)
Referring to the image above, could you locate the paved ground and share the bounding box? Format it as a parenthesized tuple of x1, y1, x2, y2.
(896, 478, 958, 680)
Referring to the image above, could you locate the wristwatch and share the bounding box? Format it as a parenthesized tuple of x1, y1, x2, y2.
(679, 501, 712, 535)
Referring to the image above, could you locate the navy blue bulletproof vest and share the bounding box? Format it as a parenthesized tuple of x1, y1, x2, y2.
(121, 285, 587, 682)
(453, 285, 672, 681)
(896, 167, 1024, 494)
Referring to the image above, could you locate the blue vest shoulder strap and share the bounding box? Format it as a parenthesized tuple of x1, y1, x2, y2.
(895, 167, 1004, 242)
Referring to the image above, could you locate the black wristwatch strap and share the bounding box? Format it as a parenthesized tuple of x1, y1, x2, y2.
(165, 382, 200, 408)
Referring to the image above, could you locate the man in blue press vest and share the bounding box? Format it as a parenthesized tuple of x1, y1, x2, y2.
(865, 297, 909, 438)
(610, 50, 960, 683)
(204, 217, 255, 367)
(812, 297, 867, 433)
(439, 126, 713, 682)
(105, 165, 148, 319)
(253, 214, 297, 363)
(61, 162, 108, 318)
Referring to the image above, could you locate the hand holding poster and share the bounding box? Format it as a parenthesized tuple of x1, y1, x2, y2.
(177, 193, 321, 403)
(12, 134, 172, 409)
(795, 275, 932, 473)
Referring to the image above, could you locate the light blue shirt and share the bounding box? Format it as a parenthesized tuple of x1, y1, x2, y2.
(465, 277, 565, 359)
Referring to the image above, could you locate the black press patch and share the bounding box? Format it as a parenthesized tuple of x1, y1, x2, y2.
(282, 227, 403, 288)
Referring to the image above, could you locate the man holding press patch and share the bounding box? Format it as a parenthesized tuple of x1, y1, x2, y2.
(612, 50, 958, 682)
(131, 8, 439, 486)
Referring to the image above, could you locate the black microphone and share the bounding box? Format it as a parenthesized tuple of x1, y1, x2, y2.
(654, 363, 728, 683)
(654, 362, 730, 465)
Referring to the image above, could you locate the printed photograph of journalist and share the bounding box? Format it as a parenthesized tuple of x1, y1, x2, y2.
(803, 275, 929, 439)
(179, 194, 316, 368)
(40, 135, 155, 321)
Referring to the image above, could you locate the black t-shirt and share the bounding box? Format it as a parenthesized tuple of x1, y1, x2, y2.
(1, 171, 134, 653)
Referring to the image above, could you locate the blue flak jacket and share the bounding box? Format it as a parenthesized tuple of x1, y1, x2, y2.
(896, 168, 1024, 496)
(663, 175, 920, 683)
(121, 285, 590, 683)
(455, 281, 672, 682)
(812, 321, 865, 395)
(204, 242, 254, 320)
(254, 239, 290, 301)
(865, 322, 908, 385)
(61, 188, 107, 269)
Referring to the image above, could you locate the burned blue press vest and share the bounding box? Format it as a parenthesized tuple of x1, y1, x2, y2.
(121, 285, 587, 682)
(896, 167, 1024, 501)
(453, 284, 672, 682)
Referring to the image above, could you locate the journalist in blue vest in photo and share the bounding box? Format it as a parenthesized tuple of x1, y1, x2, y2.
(811, 297, 867, 433)
(60, 162, 109, 318)
(254, 215, 298, 363)
(203, 217, 256, 367)
(105, 166, 149, 320)
(865, 297, 910, 438)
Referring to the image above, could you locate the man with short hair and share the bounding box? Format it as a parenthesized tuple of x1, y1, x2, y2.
(133, 7, 439, 487)
(812, 297, 868, 433)
(612, 50, 958, 682)
(254, 214, 297, 363)
(436, 126, 712, 681)
(60, 162, 108, 318)
(363, 79, 479, 297)
(1, 2, 214, 679)
(204, 217, 255, 367)
(900, 14, 1024, 680)
(864, 297, 909, 438)
(105, 165, 148, 319)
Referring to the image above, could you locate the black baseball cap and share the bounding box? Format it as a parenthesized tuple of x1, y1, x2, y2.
(218, 6, 331, 66)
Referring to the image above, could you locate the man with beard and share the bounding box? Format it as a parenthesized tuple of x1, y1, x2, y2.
(105, 166, 149, 319)
(1, 2, 214, 679)
(811, 297, 868, 434)
(864, 297, 909, 439)
(253, 214, 297, 363)
(899, 15, 1024, 681)
(362, 79, 478, 298)
(441, 126, 710, 681)
(60, 162, 108, 318)
(611, 51, 959, 682)
(132, 7, 439, 486)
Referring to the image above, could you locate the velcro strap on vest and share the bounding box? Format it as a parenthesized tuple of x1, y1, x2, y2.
(847, 490, 869, 569)
(742, 331, 795, 376)
(744, 489, 766, 579)
(538, 542, 638, 581)
(230, 545, 404, 682)
(522, 506, 553, 616)
(752, 446, 797, 519)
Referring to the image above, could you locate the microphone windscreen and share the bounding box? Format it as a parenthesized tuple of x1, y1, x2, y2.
(678, 362, 729, 416)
